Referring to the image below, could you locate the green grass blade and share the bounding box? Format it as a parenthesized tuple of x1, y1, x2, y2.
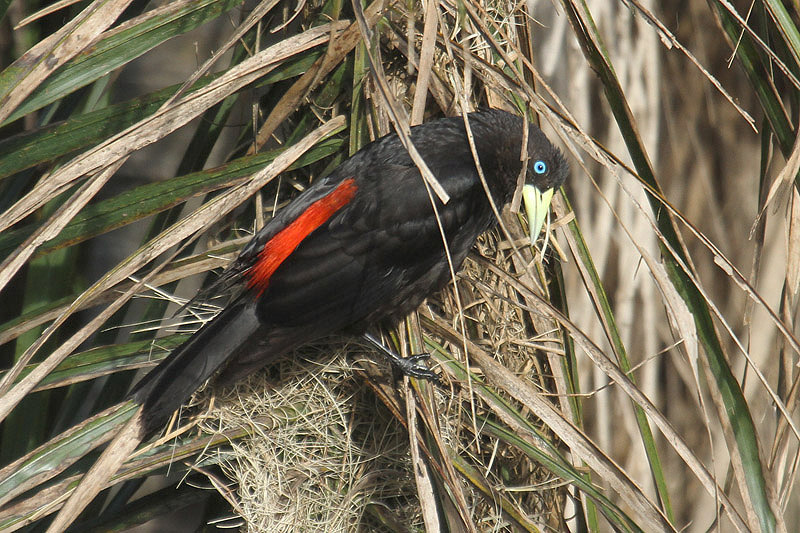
(0, 335, 186, 392)
(710, 2, 794, 155)
(0, 137, 344, 259)
(1, 0, 246, 125)
(563, 2, 777, 531)
(558, 191, 674, 521)
(0, 401, 139, 508)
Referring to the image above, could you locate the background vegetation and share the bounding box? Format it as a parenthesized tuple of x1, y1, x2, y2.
(0, 0, 796, 531)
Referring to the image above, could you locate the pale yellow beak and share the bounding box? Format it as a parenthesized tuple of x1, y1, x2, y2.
(522, 184, 554, 241)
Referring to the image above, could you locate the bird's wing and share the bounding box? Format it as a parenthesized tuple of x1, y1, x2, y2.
(192, 173, 356, 303)
(253, 156, 489, 330)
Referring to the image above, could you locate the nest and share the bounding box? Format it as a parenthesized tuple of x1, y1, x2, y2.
(197, 220, 566, 532)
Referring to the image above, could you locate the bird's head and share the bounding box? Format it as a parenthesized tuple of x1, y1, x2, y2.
(521, 125, 569, 240)
(464, 108, 568, 239)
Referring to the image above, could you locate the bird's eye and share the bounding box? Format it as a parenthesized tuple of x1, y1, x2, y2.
(533, 160, 547, 174)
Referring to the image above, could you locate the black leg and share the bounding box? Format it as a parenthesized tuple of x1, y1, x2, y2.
(361, 332, 441, 383)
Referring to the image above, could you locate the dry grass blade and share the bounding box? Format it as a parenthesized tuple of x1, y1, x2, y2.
(0, 241, 241, 347)
(569, 130, 792, 529)
(715, 0, 800, 90)
(625, 0, 756, 128)
(423, 314, 677, 532)
(753, 131, 800, 234)
(0, 117, 344, 422)
(247, 0, 386, 153)
(0, 266, 165, 420)
(0, 21, 345, 238)
(163, 0, 283, 108)
(351, 0, 449, 204)
(44, 407, 145, 533)
(4, 0, 798, 530)
(0, 165, 120, 337)
(0, 0, 133, 123)
(605, 135, 800, 445)
(405, 383, 443, 531)
(0, 402, 129, 508)
(13, 0, 84, 29)
(409, 0, 438, 125)
(0, 1, 289, 301)
(0, 416, 244, 530)
(472, 258, 751, 531)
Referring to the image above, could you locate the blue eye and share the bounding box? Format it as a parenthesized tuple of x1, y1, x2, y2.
(533, 160, 547, 174)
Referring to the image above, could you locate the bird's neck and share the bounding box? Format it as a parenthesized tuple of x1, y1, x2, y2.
(473, 129, 525, 203)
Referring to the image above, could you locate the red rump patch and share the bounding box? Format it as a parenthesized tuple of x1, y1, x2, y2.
(246, 178, 358, 295)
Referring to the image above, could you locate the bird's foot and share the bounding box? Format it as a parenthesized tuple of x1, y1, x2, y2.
(361, 332, 441, 383)
(389, 352, 441, 383)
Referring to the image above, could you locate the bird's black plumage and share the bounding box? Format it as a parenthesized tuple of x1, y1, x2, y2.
(132, 108, 567, 432)
(45, 109, 568, 533)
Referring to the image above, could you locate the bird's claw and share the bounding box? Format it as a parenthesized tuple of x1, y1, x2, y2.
(360, 333, 441, 384)
(391, 353, 441, 383)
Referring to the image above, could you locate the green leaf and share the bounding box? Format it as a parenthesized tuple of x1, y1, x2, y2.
(1, 0, 246, 125)
(0, 335, 187, 392)
(0, 137, 344, 259)
(0, 401, 139, 509)
(565, 4, 776, 531)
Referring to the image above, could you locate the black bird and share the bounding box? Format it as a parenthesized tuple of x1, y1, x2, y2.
(47, 108, 568, 532)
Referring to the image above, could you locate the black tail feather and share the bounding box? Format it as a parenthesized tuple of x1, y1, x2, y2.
(130, 299, 262, 435)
